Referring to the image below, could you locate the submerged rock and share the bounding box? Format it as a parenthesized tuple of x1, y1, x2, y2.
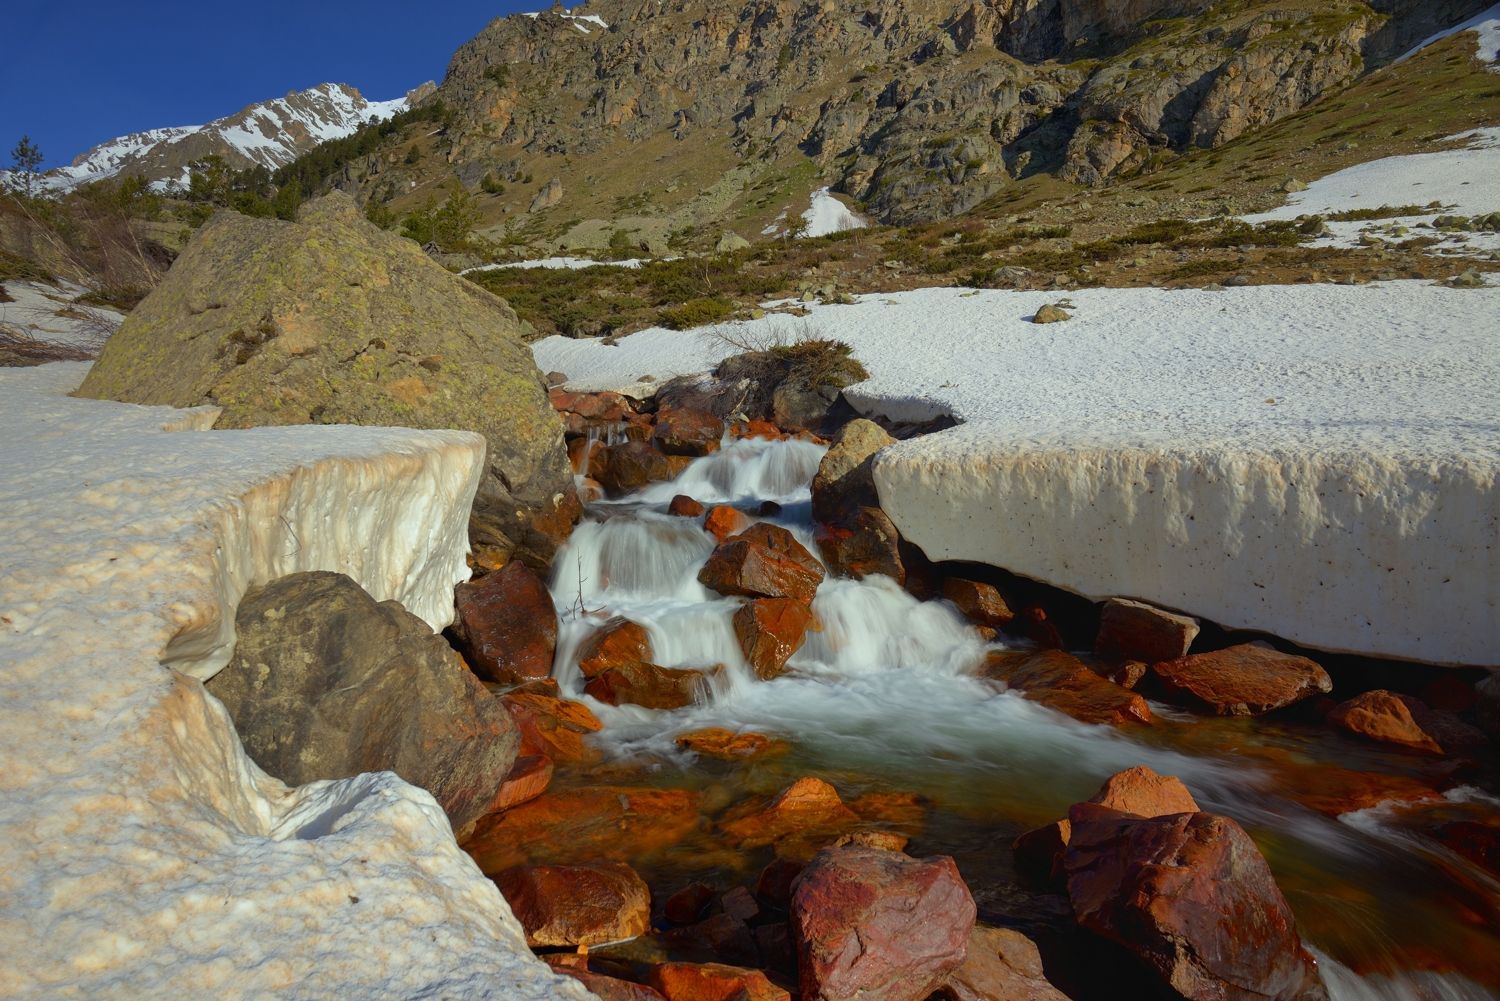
(76, 192, 575, 566)
(584, 660, 723, 709)
(675, 727, 789, 760)
(205, 571, 516, 831)
(452, 560, 557, 684)
(983, 650, 1154, 726)
(1151, 643, 1331, 716)
(496, 862, 651, 947)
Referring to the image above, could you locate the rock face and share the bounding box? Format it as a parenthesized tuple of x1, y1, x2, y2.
(205, 571, 518, 831)
(792, 845, 977, 1001)
(1064, 804, 1327, 1001)
(496, 862, 651, 946)
(76, 192, 575, 566)
(452, 560, 558, 683)
(1151, 644, 1332, 715)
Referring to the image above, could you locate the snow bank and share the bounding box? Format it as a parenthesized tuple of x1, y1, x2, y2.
(1242, 128, 1500, 255)
(1398, 2, 1500, 67)
(0, 279, 123, 351)
(801, 187, 868, 238)
(463, 255, 646, 274)
(534, 281, 1500, 666)
(0, 364, 587, 999)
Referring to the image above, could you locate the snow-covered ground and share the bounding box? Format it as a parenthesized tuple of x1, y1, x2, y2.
(0, 363, 586, 1000)
(0, 279, 123, 352)
(801, 187, 869, 238)
(1398, 1, 1500, 67)
(463, 255, 646, 274)
(535, 280, 1500, 666)
(1242, 128, 1500, 255)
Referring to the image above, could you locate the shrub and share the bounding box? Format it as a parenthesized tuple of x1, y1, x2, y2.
(659, 296, 735, 330)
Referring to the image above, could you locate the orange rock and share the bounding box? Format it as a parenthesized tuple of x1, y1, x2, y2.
(849, 790, 927, 828)
(699, 524, 825, 603)
(1090, 765, 1199, 818)
(941, 578, 1015, 630)
(1328, 690, 1487, 756)
(463, 785, 702, 873)
(653, 407, 725, 456)
(734, 419, 787, 441)
(579, 476, 607, 503)
(551, 967, 667, 1001)
(585, 661, 723, 710)
(500, 690, 603, 764)
(569, 436, 610, 477)
(733, 598, 814, 680)
(983, 650, 1154, 726)
(549, 389, 636, 421)
(578, 618, 654, 678)
(1151, 643, 1331, 716)
(452, 560, 557, 684)
(487, 753, 553, 813)
(703, 505, 752, 543)
(496, 861, 651, 946)
(649, 962, 790, 1001)
(719, 777, 861, 854)
(815, 507, 905, 583)
(674, 728, 789, 760)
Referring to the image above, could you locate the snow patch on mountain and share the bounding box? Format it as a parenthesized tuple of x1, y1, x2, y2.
(1399, 1, 1500, 67)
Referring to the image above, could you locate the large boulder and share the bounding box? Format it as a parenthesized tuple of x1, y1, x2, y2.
(1151, 644, 1331, 716)
(1064, 804, 1326, 1001)
(792, 845, 976, 1001)
(75, 192, 575, 566)
(812, 419, 895, 521)
(205, 571, 517, 830)
(451, 560, 558, 683)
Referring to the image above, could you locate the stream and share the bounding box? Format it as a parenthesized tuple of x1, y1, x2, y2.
(540, 432, 1500, 1001)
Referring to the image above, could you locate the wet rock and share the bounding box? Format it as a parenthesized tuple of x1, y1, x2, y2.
(720, 777, 861, 854)
(653, 407, 726, 456)
(578, 617, 654, 676)
(500, 688, 603, 764)
(933, 926, 1069, 1001)
(496, 861, 651, 947)
(703, 505, 752, 542)
(758, 500, 783, 517)
(669, 494, 706, 517)
(1327, 690, 1488, 756)
(816, 506, 905, 583)
(699, 523, 825, 602)
(464, 785, 702, 872)
(983, 650, 1154, 726)
(792, 845, 976, 1001)
(663, 912, 760, 966)
(756, 858, 806, 908)
(584, 661, 722, 710)
(451, 561, 557, 684)
(601, 441, 677, 495)
(1151, 643, 1331, 716)
(1093, 598, 1199, 663)
(488, 753, 554, 813)
(665, 882, 717, 925)
(734, 598, 815, 680)
(649, 962, 790, 1001)
(205, 572, 516, 831)
(579, 476, 606, 503)
(1064, 804, 1326, 1001)
(1032, 304, 1070, 323)
(721, 885, 760, 923)
(549, 388, 636, 423)
(550, 967, 667, 1001)
(941, 578, 1015, 630)
(812, 418, 894, 521)
(674, 727, 789, 760)
(569, 436, 611, 478)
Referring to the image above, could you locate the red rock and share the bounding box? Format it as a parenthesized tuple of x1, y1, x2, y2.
(720, 777, 862, 855)
(941, 578, 1015, 630)
(551, 967, 667, 1001)
(754, 922, 797, 975)
(699, 523, 825, 602)
(653, 407, 726, 456)
(665, 882, 717, 925)
(669, 494, 706, 517)
(721, 885, 760, 923)
(816, 507, 905, 583)
(549, 388, 634, 422)
(500, 690, 603, 764)
(792, 845, 977, 1001)
(601, 441, 677, 495)
(496, 862, 650, 947)
(1094, 597, 1200, 663)
(1012, 820, 1070, 890)
(463, 785, 702, 872)
(1327, 690, 1487, 755)
(1064, 804, 1325, 1001)
(662, 912, 760, 966)
(487, 753, 553, 813)
(585, 661, 722, 710)
(578, 618, 654, 678)
(755, 858, 806, 908)
(649, 962, 790, 1001)
(982, 650, 1154, 726)
(451, 561, 558, 684)
(674, 727, 789, 760)
(734, 598, 815, 680)
(703, 505, 752, 543)
(934, 926, 1069, 1001)
(569, 436, 610, 477)
(1151, 643, 1331, 716)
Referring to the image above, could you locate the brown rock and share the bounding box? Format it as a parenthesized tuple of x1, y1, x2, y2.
(816, 506, 905, 583)
(792, 845, 977, 1001)
(1012, 820, 1070, 890)
(1090, 765, 1200, 818)
(569, 435, 610, 478)
(1094, 598, 1200, 663)
(578, 618, 654, 677)
(663, 912, 760, 967)
(551, 967, 667, 1001)
(665, 882, 717, 925)
(496, 861, 651, 947)
(720, 777, 861, 853)
(653, 407, 726, 456)
(501, 689, 603, 764)
(982, 650, 1154, 726)
(942, 578, 1015, 630)
(1064, 805, 1326, 1001)
(721, 885, 760, 923)
(669, 494, 706, 517)
(463, 785, 702, 872)
(699, 523, 825, 602)
(734, 598, 815, 679)
(578, 476, 606, 503)
(549, 388, 635, 422)
(584, 661, 722, 710)
(674, 727, 789, 760)
(487, 753, 553, 813)
(649, 962, 790, 1001)
(1327, 690, 1487, 756)
(812, 419, 895, 522)
(832, 830, 910, 853)
(934, 926, 1069, 1001)
(1152, 643, 1331, 716)
(601, 441, 677, 495)
(703, 505, 752, 542)
(451, 561, 558, 684)
(755, 858, 805, 908)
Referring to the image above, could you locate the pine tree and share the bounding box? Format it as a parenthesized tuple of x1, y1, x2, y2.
(9, 136, 44, 198)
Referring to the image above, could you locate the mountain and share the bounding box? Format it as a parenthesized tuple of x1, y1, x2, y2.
(19, 82, 436, 193)
(329, 0, 1492, 249)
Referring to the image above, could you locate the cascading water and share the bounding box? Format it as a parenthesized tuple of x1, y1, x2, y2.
(545, 434, 1500, 1000)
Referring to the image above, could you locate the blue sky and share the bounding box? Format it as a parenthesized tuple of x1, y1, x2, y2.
(1, 1, 541, 169)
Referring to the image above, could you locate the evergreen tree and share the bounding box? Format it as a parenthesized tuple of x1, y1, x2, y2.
(9, 136, 44, 198)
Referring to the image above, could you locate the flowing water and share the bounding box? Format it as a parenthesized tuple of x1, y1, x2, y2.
(543, 435, 1500, 1000)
